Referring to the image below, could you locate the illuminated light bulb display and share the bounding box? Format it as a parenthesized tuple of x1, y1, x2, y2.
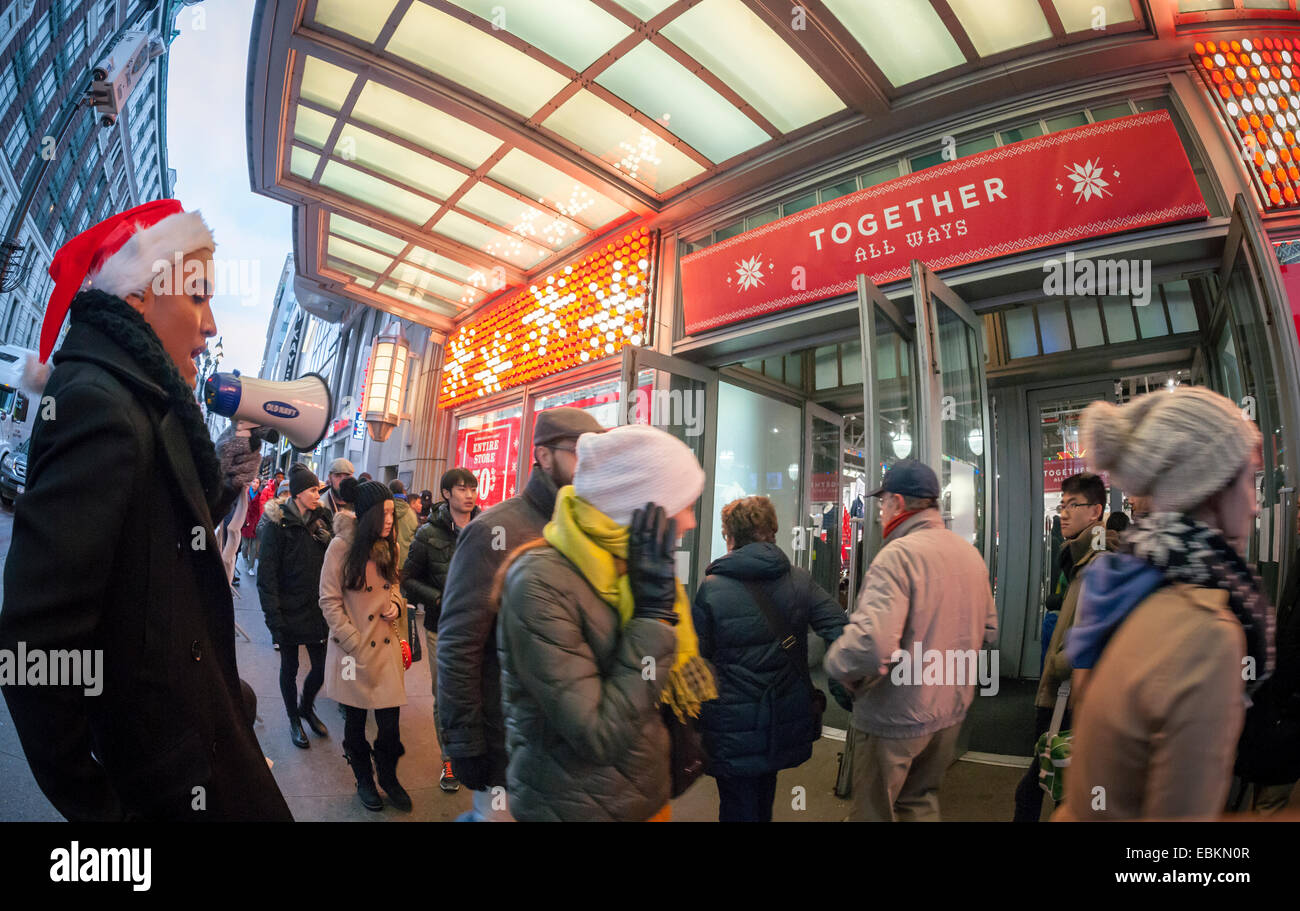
(1192, 35, 1300, 209)
(437, 227, 657, 410)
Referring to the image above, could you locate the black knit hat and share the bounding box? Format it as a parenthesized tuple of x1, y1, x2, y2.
(353, 480, 392, 519)
(289, 465, 321, 497)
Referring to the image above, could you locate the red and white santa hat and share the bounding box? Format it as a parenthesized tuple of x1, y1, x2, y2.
(39, 199, 214, 364)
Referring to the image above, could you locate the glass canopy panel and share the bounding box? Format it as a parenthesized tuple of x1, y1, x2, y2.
(328, 213, 407, 255)
(293, 105, 335, 148)
(326, 256, 384, 287)
(457, 183, 582, 251)
(1052, 0, 1135, 31)
(660, 0, 844, 134)
(385, 2, 569, 117)
(327, 235, 393, 274)
(611, 0, 676, 18)
(446, 0, 631, 71)
(290, 146, 320, 179)
(432, 209, 548, 268)
(319, 160, 440, 224)
(822, 0, 964, 87)
(390, 262, 469, 302)
(299, 56, 356, 111)
(946, 0, 1052, 56)
(351, 81, 502, 169)
(487, 149, 627, 229)
(332, 124, 466, 200)
(544, 89, 706, 193)
(407, 246, 477, 282)
(375, 280, 461, 315)
(312, 0, 400, 43)
(594, 41, 768, 164)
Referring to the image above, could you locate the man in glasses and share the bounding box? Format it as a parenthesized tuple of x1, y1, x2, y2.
(1013, 471, 1116, 821)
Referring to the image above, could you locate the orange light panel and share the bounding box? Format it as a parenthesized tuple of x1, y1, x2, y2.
(1194, 34, 1300, 210)
(436, 227, 657, 410)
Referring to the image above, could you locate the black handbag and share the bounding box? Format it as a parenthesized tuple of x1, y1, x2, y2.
(742, 579, 827, 739)
(662, 703, 707, 798)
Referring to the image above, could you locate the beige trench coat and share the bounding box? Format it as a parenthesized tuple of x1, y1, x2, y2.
(318, 511, 409, 710)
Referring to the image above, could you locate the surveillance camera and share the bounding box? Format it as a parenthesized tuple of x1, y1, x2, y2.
(100, 114, 116, 128)
(92, 66, 108, 82)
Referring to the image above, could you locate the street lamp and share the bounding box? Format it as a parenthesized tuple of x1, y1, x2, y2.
(364, 321, 408, 443)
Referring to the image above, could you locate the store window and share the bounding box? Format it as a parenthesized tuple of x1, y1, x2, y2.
(454, 403, 522, 510)
(531, 370, 653, 433)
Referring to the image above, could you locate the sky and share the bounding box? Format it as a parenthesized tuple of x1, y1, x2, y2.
(165, 0, 291, 378)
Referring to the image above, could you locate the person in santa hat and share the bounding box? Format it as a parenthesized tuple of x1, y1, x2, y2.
(0, 200, 293, 821)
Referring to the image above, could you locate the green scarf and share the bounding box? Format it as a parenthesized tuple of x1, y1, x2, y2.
(544, 486, 716, 721)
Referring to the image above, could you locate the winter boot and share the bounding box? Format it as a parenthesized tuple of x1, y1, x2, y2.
(345, 748, 383, 812)
(288, 714, 310, 749)
(408, 608, 422, 662)
(374, 746, 413, 812)
(299, 698, 329, 737)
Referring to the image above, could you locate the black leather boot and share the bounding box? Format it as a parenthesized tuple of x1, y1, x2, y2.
(345, 748, 383, 812)
(374, 746, 412, 812)
(289, 714, 310, 749)
(299, 698, 328, 737)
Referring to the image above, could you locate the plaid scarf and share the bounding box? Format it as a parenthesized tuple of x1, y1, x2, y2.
(544, 485, 717, 721)
(1123, 511, 1275, 692)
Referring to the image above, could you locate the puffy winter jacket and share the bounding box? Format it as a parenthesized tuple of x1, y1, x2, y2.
(498, 545, 677, 821)
(692, 542, 847, 777)
(392, 496, 418, 566)
(256, 499, 332, 646)
(402, 501, 479, 631)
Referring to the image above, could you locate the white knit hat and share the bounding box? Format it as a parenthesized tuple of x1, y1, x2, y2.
(1081, 386, 1261, 514)
(572, 424, 706, 526)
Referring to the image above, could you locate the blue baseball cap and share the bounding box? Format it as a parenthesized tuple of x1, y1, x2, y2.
(866, 459, 940, 499)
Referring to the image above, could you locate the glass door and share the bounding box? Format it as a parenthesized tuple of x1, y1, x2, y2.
(1205, 195, 1300, 603)
(911, 260, 995, 571)
(619, 346, 719, 591)
(855, 275, 920, 594)
(804, 401, 844, 599)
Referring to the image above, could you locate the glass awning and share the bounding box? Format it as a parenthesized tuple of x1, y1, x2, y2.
(267, 0, 1144, 326)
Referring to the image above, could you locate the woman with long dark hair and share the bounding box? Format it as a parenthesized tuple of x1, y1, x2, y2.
(319, 478, 412, 812)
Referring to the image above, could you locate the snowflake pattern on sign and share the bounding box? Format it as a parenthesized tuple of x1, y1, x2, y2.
(732, 254, 767, 291)
(1064, 159, 1112, 203)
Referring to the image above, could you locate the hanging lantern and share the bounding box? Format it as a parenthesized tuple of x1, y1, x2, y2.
(364, 320, 409, 443)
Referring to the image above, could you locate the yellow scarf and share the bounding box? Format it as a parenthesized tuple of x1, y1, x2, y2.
(544, 486, 717, 721)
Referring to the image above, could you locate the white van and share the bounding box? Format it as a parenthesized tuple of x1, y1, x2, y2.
(0, 345, 39, 460)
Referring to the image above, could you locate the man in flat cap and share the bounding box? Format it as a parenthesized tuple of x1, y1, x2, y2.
(319, 457, 354, 515)
(435, 406, 606, 820)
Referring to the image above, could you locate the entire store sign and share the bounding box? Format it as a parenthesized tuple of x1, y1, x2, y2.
(680, 111, 1209, 335)
(456, 416, 520, 509)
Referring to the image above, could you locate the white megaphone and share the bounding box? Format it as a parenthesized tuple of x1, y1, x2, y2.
(203, 371, 333, 451)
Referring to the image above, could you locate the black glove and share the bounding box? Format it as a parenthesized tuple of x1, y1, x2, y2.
(627, 503, 679, 626)
(452, 755, 490, 792)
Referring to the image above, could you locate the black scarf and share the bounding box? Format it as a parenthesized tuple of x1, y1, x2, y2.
(1123, 511, 1275, 691)
(67, 289, 222, 505)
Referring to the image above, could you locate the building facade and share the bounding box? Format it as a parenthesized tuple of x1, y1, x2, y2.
(247, 1, 1300, 756)
(0, 0, 197, 350)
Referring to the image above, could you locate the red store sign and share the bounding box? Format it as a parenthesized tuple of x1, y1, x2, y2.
(680, 111, 1209, 335)
(456, 418, 520, 510)
(1044, 458, 1111, 492)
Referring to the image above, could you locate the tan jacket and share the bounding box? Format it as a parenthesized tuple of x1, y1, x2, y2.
(1054, 583, 1247, 821)
(824, 509, 998, 738)
(1036, 525, 1117, 708)
(318, 511, 409, 710)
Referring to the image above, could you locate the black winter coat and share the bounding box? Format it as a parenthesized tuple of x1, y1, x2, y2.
(0, 322, 292, 821)
(1235, 546, 1300, 784)
(436, 466, 558, 786)
(402, 500, 479, 631)
(256, 499, 332, 646)
(692, 542, 848, 778)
